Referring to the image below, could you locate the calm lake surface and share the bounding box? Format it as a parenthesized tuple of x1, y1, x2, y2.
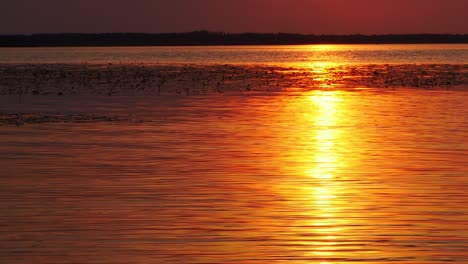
(1, 44, 468, 65)
(1, 45, 468, 263)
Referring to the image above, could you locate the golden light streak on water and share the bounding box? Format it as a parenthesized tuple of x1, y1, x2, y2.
(1, 87, 468, 263)
(309, 92, 341, 258)
(282, 91, 354, 260)
(306, 62, 343, 89)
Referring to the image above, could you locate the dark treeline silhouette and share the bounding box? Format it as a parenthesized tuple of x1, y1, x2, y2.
(1, 31, 468, 47)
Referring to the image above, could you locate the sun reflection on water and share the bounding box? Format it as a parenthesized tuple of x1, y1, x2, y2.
(308, 91, 341, 180)
(307, 62, 343, 89)
(304, 91, 348, 258)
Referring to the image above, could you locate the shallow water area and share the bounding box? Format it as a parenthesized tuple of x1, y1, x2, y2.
(1, 90, 468, 263)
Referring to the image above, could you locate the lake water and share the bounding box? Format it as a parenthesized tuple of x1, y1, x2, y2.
(1, 44, 468, 65)
(1, 45, 468, 263)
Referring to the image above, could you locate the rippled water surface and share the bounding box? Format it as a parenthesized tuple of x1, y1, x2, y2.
(1, 44, 468, 65)
(1, 90, 468, 263)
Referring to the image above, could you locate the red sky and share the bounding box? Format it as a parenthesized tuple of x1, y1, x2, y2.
(1, 0, 467, 34)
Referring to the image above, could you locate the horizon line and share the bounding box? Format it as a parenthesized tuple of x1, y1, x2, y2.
(2, 32, 467, 47)
(2, 31, 468, 36)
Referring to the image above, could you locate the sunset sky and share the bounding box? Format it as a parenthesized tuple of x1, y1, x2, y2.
(1, 0, 467, 35)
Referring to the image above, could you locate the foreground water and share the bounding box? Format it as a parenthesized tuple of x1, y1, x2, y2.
(1, 90, 468, 263)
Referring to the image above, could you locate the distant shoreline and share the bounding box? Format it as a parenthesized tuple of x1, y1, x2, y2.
(1, 31, 468, 47)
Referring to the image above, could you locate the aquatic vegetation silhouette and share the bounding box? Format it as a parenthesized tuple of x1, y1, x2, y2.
(0, 63, 467, 96)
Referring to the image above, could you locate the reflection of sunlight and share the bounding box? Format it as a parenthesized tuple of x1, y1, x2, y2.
(306, 91, 345, 257)
(278, 91, 354, 260)
(309, 45, 341, 52)
(308, 62, 341, 88)
(313, 187, 336, 202)
(314, 61, 335, 68)
(308, 91, 341, 180)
